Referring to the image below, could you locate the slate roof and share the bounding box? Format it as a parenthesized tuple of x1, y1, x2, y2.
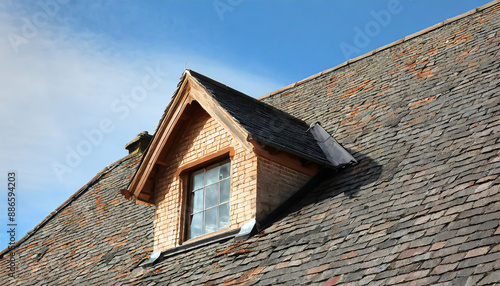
(0, 154, 155, 285)
(188, 70, 335, 167)
(1, 1, 500, 285)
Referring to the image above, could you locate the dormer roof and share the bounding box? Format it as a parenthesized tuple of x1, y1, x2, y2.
(187, 70, 336, 167)
(127, 70, 355, 203)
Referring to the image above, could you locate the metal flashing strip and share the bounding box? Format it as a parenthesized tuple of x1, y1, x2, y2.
(144, 228, 240, 266)
(309, 123, 357, 167)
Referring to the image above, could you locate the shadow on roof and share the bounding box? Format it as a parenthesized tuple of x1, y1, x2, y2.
(315, 150, 383, 201)
(259, 150, 382, 231)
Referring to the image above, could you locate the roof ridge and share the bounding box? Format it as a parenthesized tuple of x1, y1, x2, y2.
(0, 152, 140, 258)
(258, 0, 500, 100)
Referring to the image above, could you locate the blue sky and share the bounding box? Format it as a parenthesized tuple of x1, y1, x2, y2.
(0, 0, 492, 250)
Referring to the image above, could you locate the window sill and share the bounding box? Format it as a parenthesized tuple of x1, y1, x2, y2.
(183, 228, 234, 245)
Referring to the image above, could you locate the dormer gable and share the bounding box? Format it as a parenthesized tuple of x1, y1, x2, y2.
(125, 70, 356, 251)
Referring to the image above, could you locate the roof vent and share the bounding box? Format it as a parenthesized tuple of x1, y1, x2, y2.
(309, 123, 357, 167)
(125, 131, 153, 154)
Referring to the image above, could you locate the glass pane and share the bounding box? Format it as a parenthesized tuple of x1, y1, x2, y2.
(192, 189, 203, 213)
(190, 213, 202, 238)
(220, 179, 230, 203)
(218, 203, 229, 230)
(204, 208, 217, 234)
(192, 170, 204, 191)
(205, 184, 218, 209)
(220, 162, 230, 180)
(205, 165, 219, 185)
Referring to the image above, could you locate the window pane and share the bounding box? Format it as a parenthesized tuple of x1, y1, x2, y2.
(190, 213, 202, 238)
(218, 203, 229, 230)
(204, 184, 218, 209)
(220, 179, 230, 203)
(192, 171, 204, 191)
(192, 189, 203, 213)
(204, 208, 217, 234)
(220, 162, 230, 180)
(190, 160, 232, 238)
(205, 165, 219, 185)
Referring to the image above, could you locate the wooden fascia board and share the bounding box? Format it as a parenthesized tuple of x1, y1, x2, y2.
(174, 147, 235, 177)
(130, 77, 192, 197)
(135, 197, 155, 206)
(131, 72, 253, 198)
(134, 95, 191, 197)
(187, 74, 252, 151)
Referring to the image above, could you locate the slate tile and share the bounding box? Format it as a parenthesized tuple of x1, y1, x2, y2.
(408, 275, 440, 286)
(432, 245, 461, 258)
(477, 270, 500, 285)
(398, 246, 430, 259)
(458, 252, 500, 269)
(431, 263, 459, 275)
(459, 240, 483, 251)
(438, 271, 457, 283)
(465, 246, 490, 258)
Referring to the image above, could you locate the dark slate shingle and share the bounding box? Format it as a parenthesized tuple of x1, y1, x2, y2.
(189, 69, 333, 167)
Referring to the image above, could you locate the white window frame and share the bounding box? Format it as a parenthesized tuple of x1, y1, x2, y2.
(188, 159, 231, 239)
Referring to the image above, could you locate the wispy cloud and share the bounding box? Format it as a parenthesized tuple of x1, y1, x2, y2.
(0, 2, 283, 249)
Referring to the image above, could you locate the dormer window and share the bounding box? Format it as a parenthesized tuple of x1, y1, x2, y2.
(189, 160, 231, 239)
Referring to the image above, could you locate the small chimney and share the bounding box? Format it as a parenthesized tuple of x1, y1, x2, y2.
(125, 131, 153, 154)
